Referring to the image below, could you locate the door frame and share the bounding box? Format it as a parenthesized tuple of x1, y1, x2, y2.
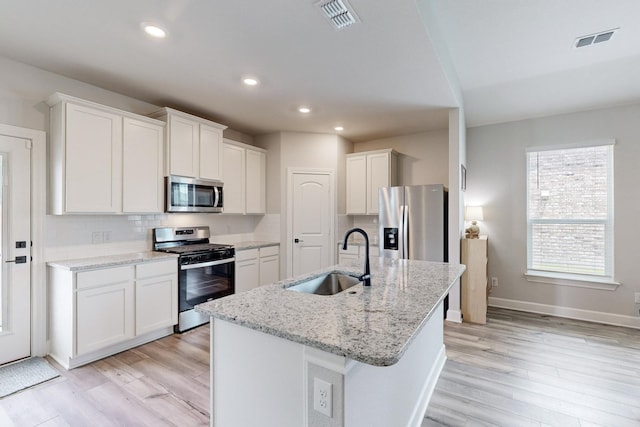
(0, 124, 46, 358)
(286, 168, 335, 278)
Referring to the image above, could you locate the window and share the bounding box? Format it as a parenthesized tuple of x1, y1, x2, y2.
(526, 142, 614, 283)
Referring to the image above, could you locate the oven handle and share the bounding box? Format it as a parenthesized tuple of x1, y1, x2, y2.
(180, 257, 235, 270)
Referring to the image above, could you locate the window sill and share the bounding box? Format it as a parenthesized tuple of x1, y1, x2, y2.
(524, 270, 620, 291)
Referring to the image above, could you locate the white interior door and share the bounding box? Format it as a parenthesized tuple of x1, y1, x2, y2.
(0, 135, 31, 365)
(291, 172, 333, 276)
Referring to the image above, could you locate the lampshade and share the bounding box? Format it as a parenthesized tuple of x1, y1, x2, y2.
(465, 206, 484, 221)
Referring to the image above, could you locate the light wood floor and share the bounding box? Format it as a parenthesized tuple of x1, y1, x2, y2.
(424, 307, 640, 427)
(1, 308, 639, 426)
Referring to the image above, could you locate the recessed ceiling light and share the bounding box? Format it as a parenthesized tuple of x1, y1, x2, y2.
(141, 23, 167, 39)
(334, 126, 344, 131)
(242, 77, 259, 86)
(298, 106, 312, 114)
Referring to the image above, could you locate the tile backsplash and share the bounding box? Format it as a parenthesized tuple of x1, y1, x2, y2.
(44, 213, 279, 261)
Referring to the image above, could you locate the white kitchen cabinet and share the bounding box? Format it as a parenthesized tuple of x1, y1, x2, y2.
(235, 248, 259, 293)
(135, 260, 178, 335)
(122, 117, 164, 213)
(346, 149, 398, 215)
(346, 155, 367, 214)
(151, 107, 227, 180)
(48, 258, 178, 369)
(222, 143, 246, 214)
(259, 245, 280, 285)
(222, 139, 266, 215)
(337, 243, 379, 264)
(246, 149, 266, 214)
(200, 124, 224, 180)
(236, 245, 280, 292)
(47, 93, 166, 215)
(76, 266, 135, 355)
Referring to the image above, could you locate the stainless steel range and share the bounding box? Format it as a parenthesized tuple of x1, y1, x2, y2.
(153, 226, 235, 332)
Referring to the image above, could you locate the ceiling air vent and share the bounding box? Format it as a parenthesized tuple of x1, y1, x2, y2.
(317, 0, 359, 30)
(574, 28, 619, 48)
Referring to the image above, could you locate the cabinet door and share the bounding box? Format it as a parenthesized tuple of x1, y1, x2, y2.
(366, 152, 391, 215)
(122, 118, 164, 213)
(246, 149, 266, 214)
(346, 155, 367, 214)
(135, 275, 177, 335)
(222, 143, 246, 213)
(235, 249, 259, 293)
(168, 115, 199, 177)
(259, 247, 279, 285)
(236, 260, 259, 293)
(200, 124, 223, 180)
(76, 280, 134, 355)
(65, 103, 122, 213)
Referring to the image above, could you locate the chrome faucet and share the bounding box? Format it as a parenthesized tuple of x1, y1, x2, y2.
(342, 228, 371, 286)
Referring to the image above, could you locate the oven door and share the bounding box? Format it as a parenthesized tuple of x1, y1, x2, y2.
(178, 258, 235, 312)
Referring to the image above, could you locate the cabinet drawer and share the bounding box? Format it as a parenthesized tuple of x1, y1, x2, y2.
(76, 266, 133, 290)
(260, 245, 279, 257)
(136, 259, 177, 279)
(338, 245, 359, 255)
(236, 248, 259, 262)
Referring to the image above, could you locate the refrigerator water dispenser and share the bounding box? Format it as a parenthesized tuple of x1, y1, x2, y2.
(383, 228, 398, 250)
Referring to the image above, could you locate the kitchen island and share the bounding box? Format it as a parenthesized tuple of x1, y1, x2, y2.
(196, 257, 465, 427)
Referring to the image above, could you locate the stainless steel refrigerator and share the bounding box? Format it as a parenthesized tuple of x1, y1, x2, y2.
(378, 184, 448, 262)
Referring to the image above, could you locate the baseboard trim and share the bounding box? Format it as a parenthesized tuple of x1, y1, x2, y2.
(488, 297, 640, 330)
(445, 309, 462, 323)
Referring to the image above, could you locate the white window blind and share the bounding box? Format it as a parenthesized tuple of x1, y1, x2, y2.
(526, 143, 613, 279)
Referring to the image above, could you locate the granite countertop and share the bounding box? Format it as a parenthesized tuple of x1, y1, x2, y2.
(47, 251, 178, 271)
(234, 241, 280, 251)
(196, 257, 465, 367)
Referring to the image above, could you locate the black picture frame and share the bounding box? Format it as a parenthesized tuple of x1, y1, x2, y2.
(461, 164, 466, 192)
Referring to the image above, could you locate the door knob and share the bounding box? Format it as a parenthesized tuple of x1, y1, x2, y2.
(5, 256, 27, 264)
(294, 238, 304, 244)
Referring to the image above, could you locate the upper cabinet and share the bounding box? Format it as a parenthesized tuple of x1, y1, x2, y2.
(346, 149, 398, 215)
(222, 139, 266, 214)
(47, 93, 165, 215)
(150, 108, 227, 180)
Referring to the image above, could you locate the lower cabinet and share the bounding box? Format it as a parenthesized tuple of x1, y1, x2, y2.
(49, 258, 177, 369)
(259, 245, 280, 286)
(337, 244, 379, 264)
(235, 245, 280, 293)
(76, 266, 135, 355)
(235, 249, 260, 294)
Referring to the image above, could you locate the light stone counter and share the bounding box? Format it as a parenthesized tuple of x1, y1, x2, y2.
(233, 241, 279, 251)
(196, 256, 465, 367)
(47, 251, 178, 271)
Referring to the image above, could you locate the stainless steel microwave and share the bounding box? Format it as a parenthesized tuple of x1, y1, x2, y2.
(166, 176, 223, 213)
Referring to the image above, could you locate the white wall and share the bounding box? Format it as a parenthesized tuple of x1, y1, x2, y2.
(467, 103, 640, 325)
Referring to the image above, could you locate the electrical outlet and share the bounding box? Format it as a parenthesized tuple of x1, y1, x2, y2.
(491, 277, 499, 287)
(635, 292, 640, 304)
(92, 231, 103, 244)
(313, 377, 332, 417)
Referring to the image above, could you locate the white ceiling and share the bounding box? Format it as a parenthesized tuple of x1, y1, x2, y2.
(1, 1, 639, 141)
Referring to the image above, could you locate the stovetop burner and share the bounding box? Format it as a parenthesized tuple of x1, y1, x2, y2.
(157, 242, 233, 255)
(152, 226, 233, 257)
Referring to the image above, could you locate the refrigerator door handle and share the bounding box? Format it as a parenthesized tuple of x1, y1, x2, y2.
(402, 204, 409, 258)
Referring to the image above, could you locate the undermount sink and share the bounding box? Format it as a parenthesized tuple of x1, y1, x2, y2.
(286, 272, 361, 296)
